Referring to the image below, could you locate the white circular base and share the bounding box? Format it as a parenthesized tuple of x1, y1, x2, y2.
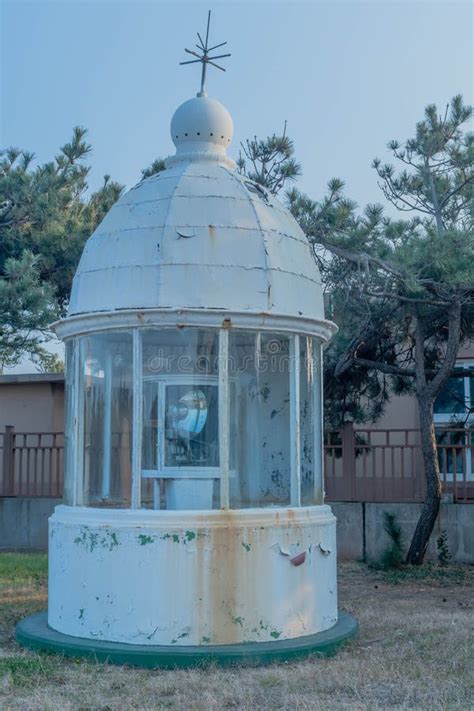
(48, 505, 337, 646)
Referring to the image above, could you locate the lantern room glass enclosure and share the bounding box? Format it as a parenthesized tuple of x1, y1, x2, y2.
(64, 327, 324, 510)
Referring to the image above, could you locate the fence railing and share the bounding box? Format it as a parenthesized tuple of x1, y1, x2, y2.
(324, 424, 473, 503)
(0, 424, 472, 502)
(1, 427, 64, 497)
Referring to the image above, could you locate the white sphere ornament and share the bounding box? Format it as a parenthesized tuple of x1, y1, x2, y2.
(171, 95, 233, 154)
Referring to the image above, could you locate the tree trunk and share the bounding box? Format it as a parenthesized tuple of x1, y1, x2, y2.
(405, 397, 441, 564)
(405, 304, 461, 565)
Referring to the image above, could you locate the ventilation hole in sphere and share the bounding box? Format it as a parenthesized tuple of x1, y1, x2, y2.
(185, 133, 188, 136)
(175, 135, 178, 138)
(221, 135, 224, 139)
(210, 132, 214, 136)
(197, 132, 200, 136)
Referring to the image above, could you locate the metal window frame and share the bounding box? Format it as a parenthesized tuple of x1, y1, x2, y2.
(433, 362, 474, 423)
(142, 375, 221, 508)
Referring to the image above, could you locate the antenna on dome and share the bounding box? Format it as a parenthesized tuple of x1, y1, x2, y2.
(179, 10, 231, 97)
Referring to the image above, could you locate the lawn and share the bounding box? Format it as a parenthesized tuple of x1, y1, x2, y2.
(0, 553, 472, 710)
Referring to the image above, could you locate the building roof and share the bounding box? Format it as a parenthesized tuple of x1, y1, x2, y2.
(68, 94, 325, 323)
(0, 373, 64, 385)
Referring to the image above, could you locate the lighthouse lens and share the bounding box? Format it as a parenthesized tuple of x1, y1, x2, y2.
(165, 384, 218, 467)
(167, 388, 208, 438)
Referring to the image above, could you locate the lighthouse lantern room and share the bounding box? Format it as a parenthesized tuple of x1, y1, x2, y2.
(17, 13, 357, 665)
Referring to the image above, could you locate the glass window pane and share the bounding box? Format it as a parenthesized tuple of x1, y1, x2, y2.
(81, 332, 133, 507)
(63, 339, 76, 506)
(436, 428, 466, 481)
(142, 328, 218, 378)
(300, 337, 314, 504)
(142, 384, 158, 471)
(140, 328, 219, 510)
(229, 331, 291, 508)
(300, 337, 323, 505)
(434, 375, 466, 416)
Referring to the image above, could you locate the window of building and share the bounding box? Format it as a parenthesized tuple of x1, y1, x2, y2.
(434, 362, 473, 482)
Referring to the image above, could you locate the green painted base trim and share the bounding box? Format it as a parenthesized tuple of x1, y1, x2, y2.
(16, 612, 358, 668)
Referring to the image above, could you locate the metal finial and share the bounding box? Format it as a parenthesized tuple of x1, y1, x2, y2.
(179, 10, 231, 96)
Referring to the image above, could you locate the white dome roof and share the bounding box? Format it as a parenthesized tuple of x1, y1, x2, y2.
(68, 96, 325, 322)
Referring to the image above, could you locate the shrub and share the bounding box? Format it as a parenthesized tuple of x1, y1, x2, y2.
(437, 530, 452, 567)
(379, 511, 404, 569)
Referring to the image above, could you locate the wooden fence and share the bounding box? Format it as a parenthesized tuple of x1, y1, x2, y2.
(0, 424, 472, 502)
(0, 427, 64, 497)
(324, 424, 473, 503)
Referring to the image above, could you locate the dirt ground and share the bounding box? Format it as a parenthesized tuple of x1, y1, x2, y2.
(0, 554, 472, 710)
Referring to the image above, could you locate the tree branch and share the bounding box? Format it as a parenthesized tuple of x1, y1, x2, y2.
(311, 238, 404, 279)
(425, 301, 462, 400)
(424, 158, 445, 233)
(439, 175, 474, 209)
(363, 289, 450, 307)
(414, 315, 427, 390)
(352, 357, 416, 378)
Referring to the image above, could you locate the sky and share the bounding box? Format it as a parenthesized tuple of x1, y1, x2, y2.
(2, 0, 473, 204)
(1, 0, 473, 371)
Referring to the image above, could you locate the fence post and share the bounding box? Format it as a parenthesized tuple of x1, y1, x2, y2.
(2, 425, 15, 496)
(341, 422, 356, 500)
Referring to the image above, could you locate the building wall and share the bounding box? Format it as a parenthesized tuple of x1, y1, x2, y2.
(458, 344, 474, 359)
(0, 377, 64, 432)
(358, 392, 420, 430)
(0, 497, 61, 549)
(332, 501, 474, 564)
(354, 343, 474, 432)
(1, 498, 471, 564)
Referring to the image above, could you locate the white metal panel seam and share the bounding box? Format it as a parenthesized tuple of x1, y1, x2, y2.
(72, 264, 323, 285)
(159, 161, 191, 306)
(220, 166, 273, 310)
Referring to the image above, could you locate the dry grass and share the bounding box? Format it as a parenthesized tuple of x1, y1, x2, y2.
(0, 553, 473, 710)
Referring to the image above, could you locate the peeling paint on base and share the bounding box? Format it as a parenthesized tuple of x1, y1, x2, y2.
(48, 505, 337, 647)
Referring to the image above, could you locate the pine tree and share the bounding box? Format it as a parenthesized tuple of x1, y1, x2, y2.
(0, 128, 124, 368)
(236, 123, 301, 194)
(288, 96, 473, 564)
(0, 252, 56, 370)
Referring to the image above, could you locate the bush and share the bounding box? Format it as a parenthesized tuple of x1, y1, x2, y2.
(437, 530, 452, 567)
(379, 511, 404, 570)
